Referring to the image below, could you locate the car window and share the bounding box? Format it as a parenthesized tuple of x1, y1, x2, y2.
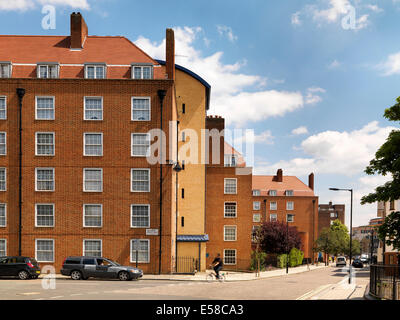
(82, 258, 96, 265)
(0, 257, 7, 264)
(16, 257, 26, 263)
(7, 258, 17, 264)
(65, 258, 81, 265)
(102, 259, 115, 267)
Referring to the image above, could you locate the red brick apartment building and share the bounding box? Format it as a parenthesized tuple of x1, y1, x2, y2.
(251, 170, 318, 261)
(0, 13, 181, 273)
(205, 116, 319, 268)
(318, 202, 345, 234)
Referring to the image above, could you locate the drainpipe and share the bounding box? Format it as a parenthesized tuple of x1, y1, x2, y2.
(16, 88, 26, 256)
(175, 120, 179, 272)
(158, 90, 166, 275)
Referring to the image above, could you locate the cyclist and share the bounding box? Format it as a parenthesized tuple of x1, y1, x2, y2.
(211, 253, 223, 279)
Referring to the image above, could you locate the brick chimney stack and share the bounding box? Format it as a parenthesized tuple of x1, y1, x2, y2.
(70, 12, 88, 49)
(276, 169, 283, 182)
(165, 28, 175, 80)
(308, 172, 314, 190)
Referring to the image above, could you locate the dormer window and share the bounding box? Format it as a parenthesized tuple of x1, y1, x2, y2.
(37, 63, 59, 79)
(0, 62, 11, 78)
(132, 64, 153, 79)
(252, 189, 260, 196)
(85, 64, 106, 79)
(269, 190, 277, 196)
(285, 190, 294, 196)
(224, 154, 238, 167)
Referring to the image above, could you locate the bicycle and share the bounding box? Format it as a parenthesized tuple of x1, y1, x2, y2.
(206, 269, 226, 282)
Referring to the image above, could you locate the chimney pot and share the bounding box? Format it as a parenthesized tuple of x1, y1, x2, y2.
(308, 172, 314, 190)
(276, 169, 283, 182)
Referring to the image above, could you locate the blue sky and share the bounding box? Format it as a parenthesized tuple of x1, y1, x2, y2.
(1, 0, 399, 228)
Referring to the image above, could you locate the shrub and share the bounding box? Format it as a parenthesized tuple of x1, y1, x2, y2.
(289, 248, 304, 267)
(277, 254, 288, 268)
(250, 251, 268, 271)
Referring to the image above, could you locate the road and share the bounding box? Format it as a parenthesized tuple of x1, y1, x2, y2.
(0, 266, 368, 300)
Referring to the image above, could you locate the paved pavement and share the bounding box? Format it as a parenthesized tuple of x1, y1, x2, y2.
(0, 264, 373, 300)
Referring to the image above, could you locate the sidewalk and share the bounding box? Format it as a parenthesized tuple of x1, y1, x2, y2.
(142, 264, 329, 282)
(297, 270, 371, 300)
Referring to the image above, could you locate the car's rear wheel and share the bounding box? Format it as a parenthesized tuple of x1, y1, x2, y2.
(71, 270, 83, 280)
(18, 270, 29, 280)
(118, 271, 130, 281)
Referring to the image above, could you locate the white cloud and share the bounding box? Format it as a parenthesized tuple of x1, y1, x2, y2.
(216, 25, 238, 43)
(231, 130, 275, 147)
(135, 26, 322, 127)
(328, 59, 341, 69)
(312, 0, 351, 23)
(0, 0, 90, 11)
(0, 0, 34, 11)
(292, 126, 309, 135)
(365, 4, 383, 13)
(291, 12, 302, 26)
(377, 52, 400, 76)
(255, 121, 396, 177)
(305, 87, 326, 105)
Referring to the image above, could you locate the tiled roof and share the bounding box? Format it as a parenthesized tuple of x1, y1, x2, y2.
(252, 175, 315, 197)
(0, 35, 157, 65)
(176, 235, 209, 242)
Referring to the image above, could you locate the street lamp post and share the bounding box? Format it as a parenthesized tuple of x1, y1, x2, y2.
(329, 187, 353, 284)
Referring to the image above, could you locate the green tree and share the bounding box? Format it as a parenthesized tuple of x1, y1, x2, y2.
(361, 97, 400, 204)
(378, 211, 400, 251)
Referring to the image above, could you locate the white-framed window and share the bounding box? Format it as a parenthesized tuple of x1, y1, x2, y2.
(223, 249, 236, 265)
(224, 202, 237, 218)
(0, 97, 6, 119)
(83, 239, 102, 257)
(37, 64, 59, 79)
(0, 168, 5, 191)
(84, 97, 103, 120)
(131, 169, 150, 192)
(132, 97, 151, 121)
(286, 201, 294, 211)
(85, 64, 106, 79)
(0, 204, 6, 227)
(131, 133, 150, 157)
(84, 133, 103, 156)
(0, 239, 6, 256)
(83, 204, 102, 228)
(224, 178, 237, 194)
(35, 132, 54, 156)
(252, 189, 260, 196)
(130, 239, 150, 263)
(269, 190, 277, 196)
(330, 212, 338, 218)
(270, 214, 277, 222)
(253, 201, 260, 211)
(35, 239, 54, 262)
(224, 225, 237, 241)
(270, 201, 277, 211)
(83, 168, 103, 192)
(287, 214, 295, 223)
(0, 132, 5, 155)
(35, 168, 54, 191)
(0, 63, 11, 78)
(224, 154, 238, 167)
(131, 205, 150, 228)
(35, 204, 54, 227)
(286, 190, 294, 196)
(132, 65, 153, 79)
(253, 214, 261, 223)
(35, 97, 55, 120)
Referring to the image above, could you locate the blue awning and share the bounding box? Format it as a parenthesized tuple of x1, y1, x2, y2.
(177, 234, 209, 242)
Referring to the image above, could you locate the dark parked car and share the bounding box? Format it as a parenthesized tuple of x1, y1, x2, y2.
(352, 259, 364, 268)
(0, 256, 41, 280)
(60, 256, 143, 281)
